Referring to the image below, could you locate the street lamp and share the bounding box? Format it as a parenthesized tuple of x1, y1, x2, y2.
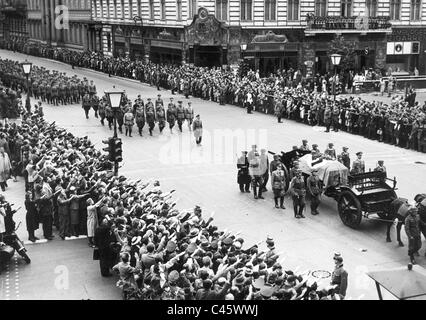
(21, 59, 32, 113)
(105, 85, 124, 176)
(240, 43, 247, 59)
(330, 53, 342, 102)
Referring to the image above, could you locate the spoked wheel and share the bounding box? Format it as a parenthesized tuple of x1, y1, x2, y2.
(338, 191, 362, 229)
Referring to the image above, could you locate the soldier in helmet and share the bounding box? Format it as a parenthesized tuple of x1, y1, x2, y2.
(98, 98, 106, 126)
(145, 98, 156, 136)
(166, 97, 177, 134)
(135, 101, 145, 136)
(82, 93, 91, 119)
(176, 100, 185, 132)
(289, 169, 306, 218)
(184, 101, 194, 131)
(351, 152, 365, 175)
(156, 99, 166, 134)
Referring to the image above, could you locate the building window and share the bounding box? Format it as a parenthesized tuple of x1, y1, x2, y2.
(411, 0, 422, 20)
(149, 0, 154, 19)
(366, 0, 377, 16)
(288, 0, 299, 20)
(106, 0, 110, 17)
(340, 0, 352, 16)
(315, 0, 327, 16)
(93, 0, 97, 17)
(189, 0, 197, 17)
(137, 0, 141, 17)
(216, 0, 228, 20)
(113, 0, 117, 18)
(241, 0, 252, 21)
(390, 0, 400, 20)
(161, 0, 166, 19)
(265, 0, 276, 21)
(177, 0, 182, 20)
(121, 0, 125, 18)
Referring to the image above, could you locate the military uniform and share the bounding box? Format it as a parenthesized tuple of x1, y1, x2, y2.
(289, 174, 306, 218)
(166, 101, 177, 133)
(135, 105, 145, 136)
(340, 150, 350, 169)
(82, 93, 91, 119)
(184, 103, 194, 131)
(124, 110, 135, 137)
(145, 101, 156, 136)
(156, 104, 166, 133)
(307, 174, 322, 215)
(405, 210, 422, 262)
(176, 102, 185, 132)
(98, 101, 106, 125)
(351, 158, 365, 175)
(324, 105, 332, 132)
(331, 263, 348, 299)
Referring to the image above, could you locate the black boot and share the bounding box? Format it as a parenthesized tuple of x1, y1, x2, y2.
(274, 197, 279, 208)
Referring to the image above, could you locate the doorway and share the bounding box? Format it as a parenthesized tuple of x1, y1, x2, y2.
(194, 45, 222, 67)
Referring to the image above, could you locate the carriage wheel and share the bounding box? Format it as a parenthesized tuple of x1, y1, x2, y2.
(338, 191, 362, 229)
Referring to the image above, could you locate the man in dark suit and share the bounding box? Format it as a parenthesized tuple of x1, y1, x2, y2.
(94, 218, 115, 277)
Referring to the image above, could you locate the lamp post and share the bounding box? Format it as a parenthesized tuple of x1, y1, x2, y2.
(105, 86, 124, 176)
(330, 53, 342, 103)
(21, 59, 32, 113)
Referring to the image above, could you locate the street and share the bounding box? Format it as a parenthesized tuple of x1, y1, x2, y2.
(1, 49, 426, 300)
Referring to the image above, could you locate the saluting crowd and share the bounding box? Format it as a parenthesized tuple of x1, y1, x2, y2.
(0, 70, 350, 300)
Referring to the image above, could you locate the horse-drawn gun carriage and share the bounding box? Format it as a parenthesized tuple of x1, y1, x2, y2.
(269, 149, 398, 229)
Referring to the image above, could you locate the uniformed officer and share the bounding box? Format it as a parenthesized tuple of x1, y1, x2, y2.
(98, 99, 106, 126)
(299, 139, 310, 151)
(91, 95, 100, 118)
(330, 254, 348, 299)
(405, 208, 422, 264)
(176, 100, 185, 132)
(116, 105, 125, 134)
(237, 151, 251, 193)
(105, 102, 114, 130)
(311, 144, 322, 161)
(124, 107, 135, 137)
(289, 169, 306, 218)
(82, 93, 91, 119)
(166, 98, 177, 134)
(351, 152, 365, 175)
(156, 101, 166, 133)
(331, 104, 340, 132)
(324, 143, 336, 160)
(145, 98, 156, 136)
(307, 169, 323, 215)
(271, 163, 286, 209)
(134, 102, 145, 136)
(184, 102, 194, 131)
(51, 83, 59, 106)
(374, 160, 386, 173)
(89, 80, 97, 96)
(249, 151, 264, 199)
(274, 99, 284, 123)
(155, 94, 163, 109)
(340, 146, 350, 169)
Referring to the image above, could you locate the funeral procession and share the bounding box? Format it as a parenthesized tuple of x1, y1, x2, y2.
(1, 0, 426, 307)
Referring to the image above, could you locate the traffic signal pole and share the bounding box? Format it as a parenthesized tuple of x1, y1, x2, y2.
(113, 110, 119, 176)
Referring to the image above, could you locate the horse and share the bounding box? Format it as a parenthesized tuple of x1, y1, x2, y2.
(385, 194, 426, 246)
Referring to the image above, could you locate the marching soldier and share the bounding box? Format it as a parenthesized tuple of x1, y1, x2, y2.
(46, 82, 52, 104)
(249, 151, 264, 199)
(116, 105, 125, 134)
(307, 169, 323, 215)
(237, 151, 251, 193)
(73, 81, 80, 103)
(184, 102, 194, 131)
(351, 152, 365, 175)
(135, 102, 145, 136)
(155, 94, 163, 109)
(98, 99, 106, 126)
(89, 80, 97, 96)
(82, 93, 91, 119)
(166, 98, 177, 134)
(289, 169, 306, 218)
(156, 100, 166, 134)
(124, 107, 135, 137)
(192, 114, 203, 146)
(145, 98, 156, 136)
(105, 101, 114, 130)
(92, 95, 100, 118)
(324, 104, 332, 132)
(331, 104, 340, 132)
(59, 82, 67, 105)
(176, 101, 185, 132)
(51, 82, 59, 106)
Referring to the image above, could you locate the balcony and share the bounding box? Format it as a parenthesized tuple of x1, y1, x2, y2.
(0, 0, 27, 12)
(305, 15, 392, 35)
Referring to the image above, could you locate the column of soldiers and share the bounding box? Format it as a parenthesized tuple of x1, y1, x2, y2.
(97, 94, 194, 137)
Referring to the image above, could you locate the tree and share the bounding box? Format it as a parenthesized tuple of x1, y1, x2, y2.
(327, 35, 357, 72)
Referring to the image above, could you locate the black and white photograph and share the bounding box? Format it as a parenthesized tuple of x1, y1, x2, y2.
(0, 0, 426, 308)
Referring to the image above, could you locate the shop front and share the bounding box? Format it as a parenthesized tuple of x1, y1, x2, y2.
(386, 27, 426, 75)
(149, 39, 183, 65)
